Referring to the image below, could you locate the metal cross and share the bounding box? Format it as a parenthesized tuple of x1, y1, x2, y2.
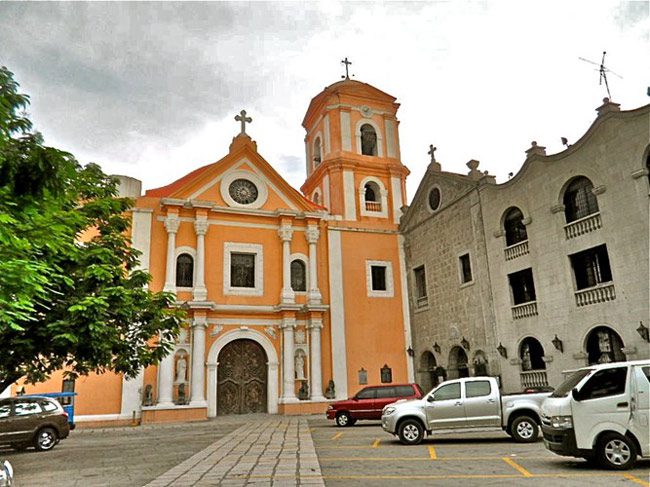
(341, 57, 352, 80)
(428, 145, 437, 163)
(235, 110, 252, 135)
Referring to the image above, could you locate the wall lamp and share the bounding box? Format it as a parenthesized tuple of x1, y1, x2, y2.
(551, 335, 564, 353)
(496, 342, 508, 359)
(433, 342, 441, 354)
(406, 346, 415, 357)
(637, 321, 649, 342)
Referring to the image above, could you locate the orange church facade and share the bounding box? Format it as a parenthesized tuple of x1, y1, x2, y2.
(15, 79, 414, 424)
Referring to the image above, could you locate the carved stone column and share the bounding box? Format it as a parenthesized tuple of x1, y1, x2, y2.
(190, 316, 207, 406)
(306, 224, 322, 304)
(157, 348, 175, 406)
(308, 318, 326, 401)
(278, 225, 295, 304)
(193, 217, 209, 301)
(163, 215, 180, 293)
(281, 318, 298, 402)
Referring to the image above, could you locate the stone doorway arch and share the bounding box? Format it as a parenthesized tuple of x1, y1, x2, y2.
(207, 329, 279, 417)
(418, 351, 438, 393)
(448, 346, 469, 379)
(586, 326, 626, 365)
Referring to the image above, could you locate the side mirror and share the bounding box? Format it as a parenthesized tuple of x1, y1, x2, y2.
(426, 395, 434, 403)
(571, 388, 581, 402)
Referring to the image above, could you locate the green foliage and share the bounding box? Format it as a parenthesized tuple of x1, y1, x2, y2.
(0, 66, 184, 391)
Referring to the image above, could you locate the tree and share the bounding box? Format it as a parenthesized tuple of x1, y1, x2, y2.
(0, 66, 184, 391)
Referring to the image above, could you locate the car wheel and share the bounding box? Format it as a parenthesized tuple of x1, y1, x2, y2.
(596, 432, 637, 470)
(335, 412, 352, 427)
(398, 419, 424, 445)
(510, 415, 539, 443)
(34, 427, 58, 452)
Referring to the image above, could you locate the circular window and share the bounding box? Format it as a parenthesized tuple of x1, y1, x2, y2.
(428, 187, 441, 211)
(229, 179, 258, 205)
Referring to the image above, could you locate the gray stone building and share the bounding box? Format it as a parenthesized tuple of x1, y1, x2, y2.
(401, 99, 650, 393)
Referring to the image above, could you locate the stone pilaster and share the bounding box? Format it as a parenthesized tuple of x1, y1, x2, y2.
(193, 217, 209, 301)
(163, 214, 180, 293)
(308, 318, 326, 401)
(278, 225, 295, 304)
(190, 315, 207, 406)
(281, 318, 298, 403)
(157, 348, 175, 406)
(306, 224, 322, 304)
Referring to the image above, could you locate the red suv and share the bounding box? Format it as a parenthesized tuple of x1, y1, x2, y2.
(326, 383, 424, 426)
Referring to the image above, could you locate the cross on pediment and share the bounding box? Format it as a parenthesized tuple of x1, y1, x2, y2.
(428, 145, 437, 163)
(341, 57, 352, 80)
(235, 110, 252, 135)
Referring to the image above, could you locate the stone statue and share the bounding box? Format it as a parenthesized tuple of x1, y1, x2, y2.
(295, 353, 305, 380)
(177, 383, 187, 405)
(176, 355, 187, 383)
(143, 384, 153, 406)
(324, 379, 335, 399)
(298, 380, 309, 400)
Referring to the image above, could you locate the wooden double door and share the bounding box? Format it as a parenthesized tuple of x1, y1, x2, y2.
(217, 339, 267, 415)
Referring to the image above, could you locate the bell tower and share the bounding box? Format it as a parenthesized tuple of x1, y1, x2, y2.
(300, 77, 409, 227)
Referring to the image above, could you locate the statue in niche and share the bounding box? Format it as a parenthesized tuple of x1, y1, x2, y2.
(175, 354, 188, 383)
(298, 381, 309, 400)
(521, 344, 532, 371)
(324, 380, 335, 399)
(295, 352, 305, 380)
(142, 384, 153, 406)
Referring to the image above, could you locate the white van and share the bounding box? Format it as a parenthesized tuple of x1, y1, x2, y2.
(541, 359, 649, 469)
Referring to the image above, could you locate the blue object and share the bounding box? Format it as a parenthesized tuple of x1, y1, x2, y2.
(25, 392, 77, 429)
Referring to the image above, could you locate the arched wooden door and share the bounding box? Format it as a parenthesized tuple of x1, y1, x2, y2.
(217, 339, 267, 415)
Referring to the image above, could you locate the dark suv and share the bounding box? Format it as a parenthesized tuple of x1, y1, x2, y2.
(0, 396, 70, 451)
(327, 383, 424, 426)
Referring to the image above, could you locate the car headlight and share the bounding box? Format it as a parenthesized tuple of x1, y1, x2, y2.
(383, 406, 396, 416)
(550, 416, 573, 429)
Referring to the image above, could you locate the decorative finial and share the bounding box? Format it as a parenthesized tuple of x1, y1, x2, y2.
(341, 57, 352, 80)
(234, 109, 252, 135)
(428, 145, 437, 163)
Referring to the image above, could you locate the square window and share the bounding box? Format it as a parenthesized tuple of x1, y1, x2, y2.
(224, 243, 263, 296)
(231, 253, 255, 288)
(570, 244, 612, 290)
(508, 268, 536, 305)
(459, 253, 472, 284)
(365, 260, 394, 297)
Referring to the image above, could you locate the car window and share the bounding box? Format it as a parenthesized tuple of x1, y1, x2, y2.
(41, 400, 59, 412)
(433, 383, 461, 401)
(0, 402, 10, 419)
(580, 367, 627, 400)
(551, 368, 593, 397)
(356, 388, 376, 400)
(640, 366, 649, 383)
(376, 387, 396, 398)
(14, 400, 43, 416)
(394, 385, 416, 397)
(466, 381, 491, 398)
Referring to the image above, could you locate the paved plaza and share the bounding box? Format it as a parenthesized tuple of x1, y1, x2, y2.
(1, 415, 649, 486)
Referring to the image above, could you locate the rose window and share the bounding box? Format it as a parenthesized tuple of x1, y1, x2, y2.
(229, 179, 258, 204)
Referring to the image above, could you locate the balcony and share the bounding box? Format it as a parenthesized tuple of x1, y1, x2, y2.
(365, 201, 382, 212)
(564, 212, 601, 239)
(575, 282, 616, 307)
(520, 370, 549, 389)
(504, 240, 529, 261)
(511, 301, 538, 320)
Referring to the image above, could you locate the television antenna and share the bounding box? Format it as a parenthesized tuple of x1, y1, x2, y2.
(578, 51, 623, 100)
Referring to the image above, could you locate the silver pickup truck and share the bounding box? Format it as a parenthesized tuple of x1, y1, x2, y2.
(381, 376, 550, 445)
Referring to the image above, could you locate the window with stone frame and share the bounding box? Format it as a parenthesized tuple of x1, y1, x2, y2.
(360, 124, 378, 156)
(413, 265, 428, 308)
(290, 259, 306, 292)
(503, 207, 528, 246)
(313, 137, 322, 166)
(508, 268, 536, 305)
(230, 252, 255, 288)
(569, 244, 612, 290)
(371, 265, 387, 291)
(563, 176, 599, 223)
(176, 253, 194, 287)
(364, 181, 382, 211)
(459, 253, 472, 284)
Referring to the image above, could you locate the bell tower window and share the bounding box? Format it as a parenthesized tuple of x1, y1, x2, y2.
(364, 181, 381, 212)
(360, 124, 378, 156)
(313, 137, 322, 166)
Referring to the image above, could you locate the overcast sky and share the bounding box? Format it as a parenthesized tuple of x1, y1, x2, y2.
(1, 1, 648, 202)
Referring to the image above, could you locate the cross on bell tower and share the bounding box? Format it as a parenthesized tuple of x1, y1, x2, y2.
(235, 109, 252, 135)
(341, 57, 352, 80)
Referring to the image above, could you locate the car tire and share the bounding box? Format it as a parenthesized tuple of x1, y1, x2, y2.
(34, 427, 58, 452)
(398, 419, 424, 445)
(335, 412, 353, 427)
(596, 432, 637, 470)
(510, 415, 539, 443)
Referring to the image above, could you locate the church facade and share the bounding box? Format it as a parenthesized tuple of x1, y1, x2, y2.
(401, 99, 650, 393)
(15, 79, 414, 424)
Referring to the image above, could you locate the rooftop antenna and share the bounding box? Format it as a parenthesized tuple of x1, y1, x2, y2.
(578, 51, 623, 100)
(341, 57, 354, 80)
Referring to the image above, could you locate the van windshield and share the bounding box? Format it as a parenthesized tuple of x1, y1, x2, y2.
(551, 369, 593, 397)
